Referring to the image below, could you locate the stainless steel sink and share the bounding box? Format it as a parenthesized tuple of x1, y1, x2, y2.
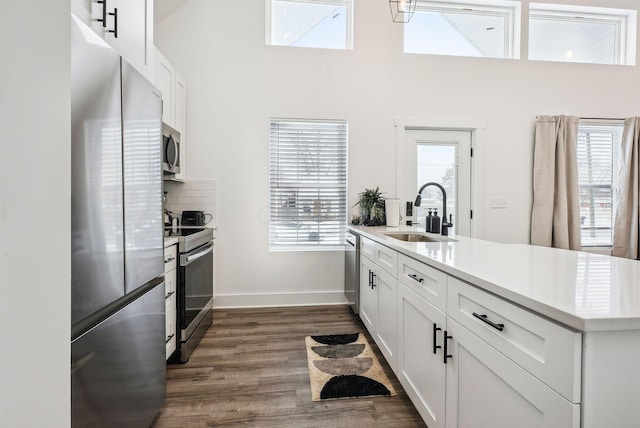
(384, 232, 457, 243)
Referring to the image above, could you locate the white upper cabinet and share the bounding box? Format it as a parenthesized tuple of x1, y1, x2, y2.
(155, 48, 187, 181)
(155, 48, 175, 128)
(71, 0, 154, 82)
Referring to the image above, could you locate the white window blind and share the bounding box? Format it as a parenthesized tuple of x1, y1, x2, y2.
(269, 119, 347, 250)
(577, 121, 622, 247)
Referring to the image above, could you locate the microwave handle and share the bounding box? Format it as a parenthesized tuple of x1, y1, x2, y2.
(171, 136, 179, 168)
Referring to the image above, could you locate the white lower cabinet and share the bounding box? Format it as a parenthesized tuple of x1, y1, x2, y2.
(359, 255, 378, 334)
(354, 234, 582, 428)
(397, 282, 447, 428)
(375, 267, 397, 368)
(445, 317, 580, 428)
(359, 239, 398, 370)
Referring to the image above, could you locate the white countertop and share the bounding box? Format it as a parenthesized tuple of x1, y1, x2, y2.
(164, 236, 179, 247)
(349, 225, 640, 332)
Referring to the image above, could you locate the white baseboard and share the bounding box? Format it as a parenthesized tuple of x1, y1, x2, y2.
(213, 291, 348, 309)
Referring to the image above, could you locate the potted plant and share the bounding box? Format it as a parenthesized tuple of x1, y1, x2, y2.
(355, 187, 386, 226)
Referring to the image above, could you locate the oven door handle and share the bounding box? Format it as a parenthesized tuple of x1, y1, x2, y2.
(182, 242, 214, 266)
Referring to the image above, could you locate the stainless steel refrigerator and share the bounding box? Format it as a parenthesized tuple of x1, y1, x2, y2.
(70, 14, 166, 427)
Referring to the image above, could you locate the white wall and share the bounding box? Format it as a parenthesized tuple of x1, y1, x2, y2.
(155, 0, 640, 306)
(0, 1, 70, 426)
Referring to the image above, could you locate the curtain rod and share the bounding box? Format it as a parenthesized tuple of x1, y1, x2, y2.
(536, 116, 625, 121)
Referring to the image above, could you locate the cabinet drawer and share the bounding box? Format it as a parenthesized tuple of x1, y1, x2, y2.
(361, 236, 375, 260)
(164, 268, 177, 310)
(165, 308, 177, 360)
(374, 243, 397, 277)
(398, 254, 447, 312)
(164, 244, 177, 273)
(447, 277, 582, 403)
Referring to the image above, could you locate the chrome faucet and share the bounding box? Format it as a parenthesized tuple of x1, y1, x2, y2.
(414, 182, 453, 236)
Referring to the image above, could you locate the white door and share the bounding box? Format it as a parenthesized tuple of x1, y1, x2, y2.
(403, 129, 472, 236)
(445, 318, 580, 428)
(396, 282, 447, 428)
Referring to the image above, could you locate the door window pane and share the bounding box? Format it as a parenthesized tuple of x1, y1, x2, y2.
(417, 144, 457, 227)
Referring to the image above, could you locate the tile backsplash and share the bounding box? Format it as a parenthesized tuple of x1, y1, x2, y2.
(165, 178, 218, 227)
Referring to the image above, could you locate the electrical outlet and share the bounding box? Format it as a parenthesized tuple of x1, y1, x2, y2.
(490, 198, 508, 209)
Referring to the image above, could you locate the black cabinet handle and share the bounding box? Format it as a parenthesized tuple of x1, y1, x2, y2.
(165, 291, 175, 299)
(96, 0, 107, 27)
(443, 331, 452, 364)
(368, 270, 372, 288)
(165, 333, 175, 344)
(371, 272, 376, 288)
(432, 323, 442, 354)
(164, 256, 175, 263)
(473, 312, 505, 332)
(408, 273, 424, 283)
(108, 8, 118, 38)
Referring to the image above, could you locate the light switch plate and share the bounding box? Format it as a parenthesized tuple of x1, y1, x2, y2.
(490, 198, 508, 209)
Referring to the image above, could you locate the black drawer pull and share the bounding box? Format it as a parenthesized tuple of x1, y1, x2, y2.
(165, 291, 175, 299)
(473, 312, 505, 332)
(408, 274, 423, 283)
(432, 323, 442, 354)
(371, 272, 376, 288)
(165, 333, 175, 343)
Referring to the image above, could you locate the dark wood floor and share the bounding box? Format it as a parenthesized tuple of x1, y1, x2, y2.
(152, 305, 426, 427)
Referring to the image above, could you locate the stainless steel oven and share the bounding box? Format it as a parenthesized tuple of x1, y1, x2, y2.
(165, 227, 214, 362)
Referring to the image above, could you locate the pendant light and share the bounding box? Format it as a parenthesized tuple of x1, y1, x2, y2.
(389, 0, 417, 23)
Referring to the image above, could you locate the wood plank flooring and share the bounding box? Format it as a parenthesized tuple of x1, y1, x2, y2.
(151, 305, 426, 427)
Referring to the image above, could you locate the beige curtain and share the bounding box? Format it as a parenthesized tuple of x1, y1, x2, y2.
(612, 118, 640, 259)
(531, 115, 582, 250)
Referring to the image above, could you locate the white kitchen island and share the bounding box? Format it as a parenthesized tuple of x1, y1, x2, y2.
(349, 224, 640, 428)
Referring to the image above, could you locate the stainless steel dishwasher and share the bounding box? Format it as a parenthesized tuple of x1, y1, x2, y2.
(345, 231, 360, 314)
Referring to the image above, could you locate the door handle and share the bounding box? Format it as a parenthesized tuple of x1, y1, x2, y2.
(432, 323, 442, 354)
(108, 8, 118, 38)
(96, 0, 107, 27)
(443, 331, 452, 364)
(371, 272, 376, 288)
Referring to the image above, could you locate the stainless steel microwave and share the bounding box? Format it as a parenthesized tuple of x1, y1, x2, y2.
(162, 123, 181, 175)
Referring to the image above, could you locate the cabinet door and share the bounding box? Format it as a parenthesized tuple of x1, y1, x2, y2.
(375, 267, 397, 370)
(397, 282, 447, 428)
(359, 255, 378, 335)
(107, 0, 151, 76)
(174, 73, 187, 180)
(155, 48, 175, 127)
(445, 318, 580, 428)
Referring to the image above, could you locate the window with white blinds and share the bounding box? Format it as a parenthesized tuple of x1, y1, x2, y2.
(269, 119, 348, 250)
(577, 120, 623, 247)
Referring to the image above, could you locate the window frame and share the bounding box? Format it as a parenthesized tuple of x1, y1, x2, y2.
(265, 0, 354, 50)
(404, 0, 521, 59)
(528, 3, 637, 66)
(576, 119, 623, 249)
(268, 118, 348, 251)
